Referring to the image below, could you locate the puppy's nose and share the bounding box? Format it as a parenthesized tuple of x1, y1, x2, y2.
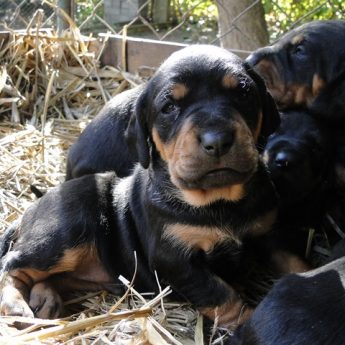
(274, 151, 291, 168)
(200, 130, 233, 157)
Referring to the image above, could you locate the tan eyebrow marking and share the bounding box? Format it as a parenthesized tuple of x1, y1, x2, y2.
(222, 74, 239, 89)
(291, 34, 304, 45)
(171, 83, 189, 100)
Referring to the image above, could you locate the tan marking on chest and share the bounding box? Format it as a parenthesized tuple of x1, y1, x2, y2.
(163, 223, 238, 253)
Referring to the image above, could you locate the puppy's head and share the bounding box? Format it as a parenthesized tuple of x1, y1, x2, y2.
(263, 110, 333, 202)
(246, 20, 345, 109)
(134, 45, 279, 207)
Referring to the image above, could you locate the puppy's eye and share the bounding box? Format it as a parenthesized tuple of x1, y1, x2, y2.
(292, 44, 306, 57)
(161, 101, 178, 114)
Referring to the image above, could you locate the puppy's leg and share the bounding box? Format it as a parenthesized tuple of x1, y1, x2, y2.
(0, 252, 61, 319)
(153, 250, 252, 328)
(0, 275, 33, 317)
(0, 243, 98, 318)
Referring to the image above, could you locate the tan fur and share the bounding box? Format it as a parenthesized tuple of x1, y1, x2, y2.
(181, 184, 245, 207)
(200, 279, 253, 327)
(152, 127, 174, 162)
(253, 111, 263, 143)
(222, 74, 239, 89)
(0, 244, 112, 317)
(294, 85, 310, 104)
(153, 115, 258, 207)
(312, 74, 325, 98)
(272, 251, 310, 274)
(171, 83, 189, 100)
(163, 223, 238, 253)
(10, 245, 109, 284)
(255, 59, 285, 101)
(291, 34, 304, 45)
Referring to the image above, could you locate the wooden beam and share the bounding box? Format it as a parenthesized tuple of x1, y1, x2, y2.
(100, 34, 187, 75)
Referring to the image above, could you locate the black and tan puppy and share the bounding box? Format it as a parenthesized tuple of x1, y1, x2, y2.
(263, 110, 334, 227)
(0, 45, 289, 327)
(246, 20, 345, 115)
(246, 20, 345, 191)
(65, 86, 142, 179)
(231, 252, 345, 345)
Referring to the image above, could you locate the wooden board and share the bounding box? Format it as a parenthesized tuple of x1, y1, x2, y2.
(100, 34, 187, 75)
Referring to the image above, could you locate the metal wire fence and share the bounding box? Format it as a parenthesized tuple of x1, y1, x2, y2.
(0, 0, 344, 52)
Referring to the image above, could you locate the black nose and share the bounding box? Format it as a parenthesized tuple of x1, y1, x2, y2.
(274, 152, 291, 168)
(200, 130, 233, 157)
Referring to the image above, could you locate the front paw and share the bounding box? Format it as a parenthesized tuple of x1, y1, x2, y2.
(29, 282, 63, 319)
(201, 299, 253, 330)
(0, 285, 34, 318)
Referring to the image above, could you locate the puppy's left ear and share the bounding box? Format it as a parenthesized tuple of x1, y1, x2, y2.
(134, 89, 151, 169)
(244, 63, 280, 139)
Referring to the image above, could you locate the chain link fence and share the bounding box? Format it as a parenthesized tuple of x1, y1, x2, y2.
(0, 0, 343, 50)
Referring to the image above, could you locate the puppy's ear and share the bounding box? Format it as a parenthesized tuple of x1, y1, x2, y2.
(133, 89, 151, 169)
(245, 63, 280, 138)
(124, 111, 138, 160)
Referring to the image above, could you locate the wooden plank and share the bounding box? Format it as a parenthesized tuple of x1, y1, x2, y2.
(99, 34, 187, 75)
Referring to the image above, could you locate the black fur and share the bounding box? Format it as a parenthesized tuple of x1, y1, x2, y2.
(65, 86, 142, 179)
(264, 110, 335, 227)
(232, 255, 345, 345)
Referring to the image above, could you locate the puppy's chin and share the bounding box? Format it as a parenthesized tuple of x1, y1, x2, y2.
(173, 168, 255, 190)
(171, 168, 256, 207)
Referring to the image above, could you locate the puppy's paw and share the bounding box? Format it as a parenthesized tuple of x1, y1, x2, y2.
(201, 300, 253, 330)
(29, 282, 63, 319)
(0, 285, 34, 318)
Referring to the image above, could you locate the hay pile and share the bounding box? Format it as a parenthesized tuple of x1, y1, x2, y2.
(0, 6, 141, 232)
(0, 8, 208, 345)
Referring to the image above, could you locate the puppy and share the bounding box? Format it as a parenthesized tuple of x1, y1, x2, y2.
(263, 110, 334, 227)
(246, 20, 345, 192)
(1, 45, 295, 328)
(65, 86, 142, 179)
(231, 253, 345, 345)
(246, 20, 345, 115)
